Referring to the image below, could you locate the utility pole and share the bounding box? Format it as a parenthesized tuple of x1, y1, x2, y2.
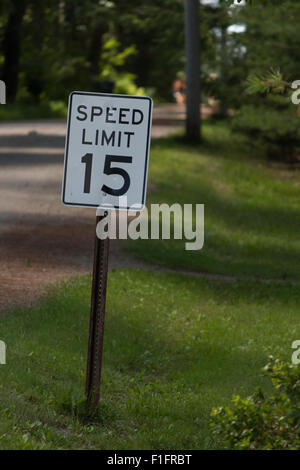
(184, 0, 201, 142)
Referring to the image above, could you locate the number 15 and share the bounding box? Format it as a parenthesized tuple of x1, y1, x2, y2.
(81, 153, 132, 196)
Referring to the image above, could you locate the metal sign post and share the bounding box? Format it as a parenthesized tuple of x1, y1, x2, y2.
(85, 212, 110, 409)
(62, 91, 153, 412)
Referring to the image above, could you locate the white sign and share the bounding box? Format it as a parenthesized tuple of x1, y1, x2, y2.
(62, 91, 153, 210)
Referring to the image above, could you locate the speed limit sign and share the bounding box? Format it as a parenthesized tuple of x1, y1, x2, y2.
(62, 91, 153, 210)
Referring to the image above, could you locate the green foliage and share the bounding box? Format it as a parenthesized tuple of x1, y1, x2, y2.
(211, 357, 300, 449)
(0, 0, 186, 102)
(100, 34, 145, 96)
(0, 101, 67, 121)
(232, 100, 300, 161)
(229, 0, 300, 162)
(115, 0, 185, 100)
(212, 0, 300, 113)
(246, 70, 290, 96)
(114, 75, 145, 96)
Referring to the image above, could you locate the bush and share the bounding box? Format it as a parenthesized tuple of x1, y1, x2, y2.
(232, 99, 300, 162)
(0, 102, 67, 121)
(211, 357, 300, 449)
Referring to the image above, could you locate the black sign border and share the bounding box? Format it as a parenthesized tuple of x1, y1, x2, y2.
(62, 91, 153, 210)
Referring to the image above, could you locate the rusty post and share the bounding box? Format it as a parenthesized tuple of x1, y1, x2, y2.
(85, 212, 110, 410)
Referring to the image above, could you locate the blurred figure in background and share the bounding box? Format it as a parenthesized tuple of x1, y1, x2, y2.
(172, 72, 186, 104)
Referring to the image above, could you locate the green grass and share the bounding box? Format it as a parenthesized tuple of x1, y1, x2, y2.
(1, 121, 299, 449)
(0, 101, 67, 121)
(129, 122, 300, 280)
(0, 269, 299, 449)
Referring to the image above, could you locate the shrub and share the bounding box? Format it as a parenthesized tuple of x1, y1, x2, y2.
(211, 357, 300, 449)
(232, 98, 300, 162)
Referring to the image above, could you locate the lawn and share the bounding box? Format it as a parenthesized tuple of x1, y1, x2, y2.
(129, 122, 300, 280)
(0, 269, 299, 449)
(1, 121, 300, 449)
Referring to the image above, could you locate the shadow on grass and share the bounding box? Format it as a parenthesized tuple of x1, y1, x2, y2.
(0, 271, 295, 448)
(137, 124, 300, 280)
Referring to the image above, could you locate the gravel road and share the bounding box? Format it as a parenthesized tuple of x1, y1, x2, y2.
(0, 107, 184, 312)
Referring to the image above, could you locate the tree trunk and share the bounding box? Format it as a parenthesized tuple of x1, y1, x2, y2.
(220, 22, 228, 117)
(184, 0, 201, 142)
(2, 0, 27, 103)
(88, 23, 107, 82)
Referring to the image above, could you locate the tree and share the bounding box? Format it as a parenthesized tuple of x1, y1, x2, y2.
(116, 0, 184, 100)
(184, 0, 201, 142)
(230, 0, 300, 161)
(2, 0, 28, 103)
(0, 0, 212, 104)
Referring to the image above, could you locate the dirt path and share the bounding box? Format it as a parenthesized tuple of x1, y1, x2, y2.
(0, 106, 188, 312)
